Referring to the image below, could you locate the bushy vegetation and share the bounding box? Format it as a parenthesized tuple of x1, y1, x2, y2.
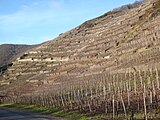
(98, 0, 144, 19)
(82, 21, 95, 29)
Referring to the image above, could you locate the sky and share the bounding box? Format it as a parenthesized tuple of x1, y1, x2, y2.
(0, 0, 136, 45)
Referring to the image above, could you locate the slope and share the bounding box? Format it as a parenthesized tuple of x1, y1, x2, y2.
(1, 0, 160, 119)
(0, 0, 159, 95)
(0, 44, 36, 67)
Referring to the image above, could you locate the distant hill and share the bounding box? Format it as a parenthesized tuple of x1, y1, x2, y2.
(0, 44, 35, 67)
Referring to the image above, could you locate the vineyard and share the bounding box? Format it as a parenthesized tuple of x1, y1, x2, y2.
(1, 65, 160, 120)
(1, 0, 160, 120)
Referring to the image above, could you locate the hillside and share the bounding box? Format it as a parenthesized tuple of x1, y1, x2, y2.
(0, 44, 36, 67)
(1, 0, 160, 119)
(0, 0, 157, 93)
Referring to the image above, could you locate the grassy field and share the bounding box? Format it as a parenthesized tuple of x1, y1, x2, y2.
(1, 103, 160, 120)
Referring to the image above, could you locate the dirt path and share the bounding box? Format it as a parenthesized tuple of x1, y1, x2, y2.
(0, 107, 66, 120)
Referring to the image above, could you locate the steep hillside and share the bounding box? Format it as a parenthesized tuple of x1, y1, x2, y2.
(1, 0, 160, 119)
(1, 0, 158, 93)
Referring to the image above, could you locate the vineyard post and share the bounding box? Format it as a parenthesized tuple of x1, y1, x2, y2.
(139, 70, 143, 88)
(60, 93, 65, 108)
(103, 85, 106, 100)
(134, 72, 137, 94)
(143, 84, 147, 120)
(152, 81, 156, 97)
(121, 93, 127, 118)
(155, 67, 159, 89)
(149, 91, 153, 110)
(127, 81, 130, 107)
(112, 95, 115, 120)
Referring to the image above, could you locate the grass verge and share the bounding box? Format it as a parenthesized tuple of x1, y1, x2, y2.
(1, 103, 160, 120)
(0, 103, 89, 120)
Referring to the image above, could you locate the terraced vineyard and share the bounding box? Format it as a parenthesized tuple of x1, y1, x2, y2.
(1, 0, 160, 119)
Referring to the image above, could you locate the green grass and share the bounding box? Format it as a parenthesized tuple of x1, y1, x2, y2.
(0, 103, 89, 120)
(0, 103, 111, 120)
(1, 103, 160, 120)
(0, 103, 130, 120)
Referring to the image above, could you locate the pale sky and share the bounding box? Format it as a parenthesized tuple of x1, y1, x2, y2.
(0, 0, 136, 45)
